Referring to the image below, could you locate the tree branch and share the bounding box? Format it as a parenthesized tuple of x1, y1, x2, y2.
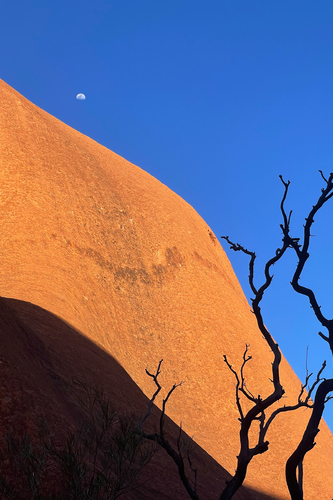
(138, 361, 199, 500)
(138, 359, 163, 429)
(223, 354, 244, 421)
(260, 360, 327, 443)
(280, 172, 333, 352)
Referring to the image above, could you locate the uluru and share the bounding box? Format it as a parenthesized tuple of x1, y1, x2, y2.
(0, 78, 332, 499)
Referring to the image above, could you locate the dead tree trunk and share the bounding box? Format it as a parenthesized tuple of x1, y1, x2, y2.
(286, 378, 333, 500)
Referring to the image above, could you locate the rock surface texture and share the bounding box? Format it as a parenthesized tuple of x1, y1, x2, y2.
(0, 78, 333, 499)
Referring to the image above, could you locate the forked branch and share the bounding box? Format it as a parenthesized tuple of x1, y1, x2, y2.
(280, 172, 333, 353)
(260, 360, 328, 444)
(138, 360, 199, 500)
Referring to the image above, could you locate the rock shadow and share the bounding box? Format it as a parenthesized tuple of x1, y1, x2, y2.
(0, 296, 281, 500)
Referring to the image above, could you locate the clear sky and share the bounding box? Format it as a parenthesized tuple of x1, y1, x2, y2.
(2, 1, 333, 431)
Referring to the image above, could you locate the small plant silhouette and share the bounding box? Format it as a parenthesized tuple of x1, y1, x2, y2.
(0, 379, 155, 499)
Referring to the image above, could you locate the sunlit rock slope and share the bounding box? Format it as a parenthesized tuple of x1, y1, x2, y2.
(0, 78, 332, 499)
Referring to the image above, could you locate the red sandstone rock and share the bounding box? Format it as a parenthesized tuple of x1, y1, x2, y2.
(0, 78, 332, 499)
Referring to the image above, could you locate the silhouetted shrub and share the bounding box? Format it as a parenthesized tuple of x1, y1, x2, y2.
(0, 380, 155, 499)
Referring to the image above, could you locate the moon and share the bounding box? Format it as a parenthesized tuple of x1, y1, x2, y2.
(76, 93, 86, 100)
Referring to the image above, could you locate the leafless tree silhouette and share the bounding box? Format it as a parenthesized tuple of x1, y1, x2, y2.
(139, 172, 333, 500)
(224, 172, 333, 499)
(276, 171, 333, 499)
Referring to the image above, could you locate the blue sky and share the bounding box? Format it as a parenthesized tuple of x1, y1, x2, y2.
(2, 1, 333, 430)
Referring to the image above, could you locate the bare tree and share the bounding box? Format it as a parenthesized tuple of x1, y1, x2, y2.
(218, 177, 295, 498)
(139, 172, 333, 500)
(224, 172, 333, 499)
(275, 171, 333, 499)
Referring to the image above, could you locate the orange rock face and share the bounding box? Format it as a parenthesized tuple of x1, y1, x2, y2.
(0, 78, 333, 499)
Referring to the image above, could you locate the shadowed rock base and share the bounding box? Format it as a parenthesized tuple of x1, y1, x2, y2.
(0, 297, 279, 500)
